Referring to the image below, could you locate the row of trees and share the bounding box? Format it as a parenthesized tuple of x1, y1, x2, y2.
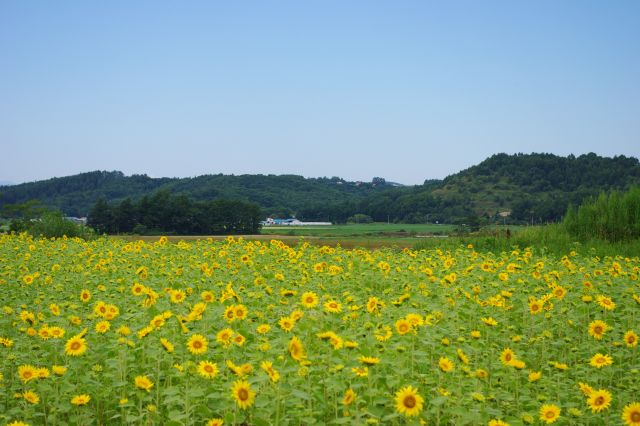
(88, 191, 262, 235)
(564, 186, 640, 242)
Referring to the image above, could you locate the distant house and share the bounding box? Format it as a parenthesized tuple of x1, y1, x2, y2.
(65, 217, 88, 225)
(261, 218, 331, 226)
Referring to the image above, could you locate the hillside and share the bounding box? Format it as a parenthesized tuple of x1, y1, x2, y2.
(335, 153, 640, 224)
(2, 153, 639, 224)
(0, 171, 397, 217)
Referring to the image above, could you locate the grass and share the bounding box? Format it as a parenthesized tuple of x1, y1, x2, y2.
(260, 223, 455, 237)
(117, 222, 640, 257)
(415, 224, 640, 258)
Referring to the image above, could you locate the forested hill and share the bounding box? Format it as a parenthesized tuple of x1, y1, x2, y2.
(296, 153, 640, 224)
(1, 153, 639, 224)
(434, 153, 640, 222)
(0, 171, 397, 217)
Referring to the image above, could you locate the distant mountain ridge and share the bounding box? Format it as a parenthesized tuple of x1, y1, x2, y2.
(0, 171, 399, 217)
(1, 153, 639, 224)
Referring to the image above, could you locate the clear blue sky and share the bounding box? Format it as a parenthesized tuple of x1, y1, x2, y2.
(1, 1, 639, 185)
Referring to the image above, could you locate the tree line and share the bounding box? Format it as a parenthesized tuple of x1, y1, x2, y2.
(564, 185, 640, 242)
(87, 190, 262, 235)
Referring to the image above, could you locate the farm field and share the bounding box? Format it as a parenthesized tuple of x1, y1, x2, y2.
(260, 223, 456, 237)
(1, 233, 639, 425)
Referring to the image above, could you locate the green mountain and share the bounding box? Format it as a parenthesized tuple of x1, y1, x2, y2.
(2, 153, 639, 224)
(0, 171, 396, 217)
(333, 152, 640, 224)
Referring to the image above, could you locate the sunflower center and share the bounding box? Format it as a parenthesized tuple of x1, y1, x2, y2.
(204, 365, 213, 373)
(404, 395, 416, 408)
(631, 411, 640, 422)
(546, 411, 555, 418)
(505, 354, 512, 361)
(595, 396, 605, 405)
(70, 341, 81, 350)
(23, 371, 32, 379)
(594, 326, 603, 334)
(193, 341, 202, 348)
(238, 389, 249, 401)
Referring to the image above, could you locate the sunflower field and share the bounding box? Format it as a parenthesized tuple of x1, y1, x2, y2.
(0, 233, 639, 426)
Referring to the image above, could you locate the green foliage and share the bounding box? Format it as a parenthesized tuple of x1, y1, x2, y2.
(346, 213, 373, 224)
(564, 185, 640, 242)
(29, 211, 95, 239)
(2, 153, 640, 225)
(87, 191, 262, 235)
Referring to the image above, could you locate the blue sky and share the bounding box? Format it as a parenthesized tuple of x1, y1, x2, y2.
(1, 1, 639, 185)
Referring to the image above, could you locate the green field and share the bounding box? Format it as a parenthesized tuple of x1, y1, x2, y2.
(260, 223, 455, 237)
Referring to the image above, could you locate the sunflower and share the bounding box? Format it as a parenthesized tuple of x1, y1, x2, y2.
(394, 385, 424, 417)
(528, 298, 543, 314)
(206, 419, 224, 426)
(500, 348, 516, 366)
(131, 283, 145, 296)
(481, 317, 498, 326)
(231, 380, 256, 410)
(223, 306, 236, 322)
(395, 319, 413, 335)
(596, 295, 615, 310)
(234, 304, 248, 320)
(197, 361, 219, 379)
(488, 420, 510, 426)
(170, 290, 186, 304)
(539, 404, 561, 424)
(578, 382, 593, 396)
(64, 335, 87, 356)
(80, 289, 91, 302)
(438, 357, 454, 372)
(358, 356, 380, 365)
(95, 320, 110, 334)
(36, 367, 50, 379)
(587, 389, 612, 413)
(589, 353, 613, 368)
(186, 334, 208, 355)
(528, 371, 542, 382)
(49, 304, 60, 316)
(71, 394, 91, 406)
(260, 361, 280, 383)
(22, 391, 39, 404)
(160, 338, 174, 353)
(457, 348, 469, 364)
(622, 402, 640, 426)
(288, 336, 306, 362)
(352, 366, 368, 377)
(342, 388, 356, 405)
(216, 328, 234, 346)
(49, 326, 65, 338)
(201, 291, 215, 303)
(323, 300, 342, 313)
(256, 324, 270, 334)
(624, 330, 638, 348)
(278, 316, 295, 332)
(588, 320, 609, 340)
(233, 334, 245, 346)
(301, 292, 318, 308)
(552, 285, 566, 300)
(134, 375, 154, 392)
